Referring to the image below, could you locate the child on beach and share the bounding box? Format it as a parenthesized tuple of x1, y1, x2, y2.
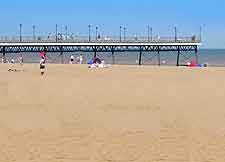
(10, 58, 15, 64)
(8, 58, 16, 72)
(79, 54, 83, 64)
(75, 54, 83, 64)
(69, 55, 75, 64)
(40, 56, 46, 75)
(18, 54, 24, 65)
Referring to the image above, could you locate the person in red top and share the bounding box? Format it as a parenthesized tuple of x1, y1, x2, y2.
(40, 56, 46, 75)
(190, 59, 196, 67)
(93, 57, 101, 64)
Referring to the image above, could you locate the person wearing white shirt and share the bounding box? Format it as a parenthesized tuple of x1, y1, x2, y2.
(70, 55, 75, 64)
(79, 54, 83, 64)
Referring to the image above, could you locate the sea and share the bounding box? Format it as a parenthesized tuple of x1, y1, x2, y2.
(2, 49, 225, 67)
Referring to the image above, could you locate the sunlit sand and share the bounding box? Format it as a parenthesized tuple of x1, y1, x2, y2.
(0, 64, 225, 162)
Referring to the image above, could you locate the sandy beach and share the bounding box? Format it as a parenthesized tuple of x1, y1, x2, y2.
(0, 64, 225, 162)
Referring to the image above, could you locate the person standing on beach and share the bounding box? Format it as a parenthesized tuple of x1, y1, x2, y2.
(76, 55, 80, 64)
(79, 54, 83, 64)
(10, 58, 15, 64)
(40, 56, 46, 75)
(18, 54, 24, 66)
(1, 54, 7, 63)
(69, 55, 75, 64)
(8, 58, 16, 72)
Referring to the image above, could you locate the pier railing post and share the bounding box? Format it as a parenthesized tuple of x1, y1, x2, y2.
(150, 27, 153, 41)
(120, 26, 122, 42)
(174, 26, 177, 42)
(56, 24, 58, 43)
(88, 24, 91, 42)
(19, 24, 22, 42)
(32, 25, 36, 41)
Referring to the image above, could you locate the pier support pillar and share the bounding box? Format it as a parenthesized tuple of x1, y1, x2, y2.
(2, 46, 6, 63)
(195, 46, 198, 64)
(44, 46, 47, 59)
(176, 46, 180, 66)
(94, 51, 97, 58)
(157, 46, 161, 66)
(112, 50, 115, 64)
(44, 46, 47, 53)
(94, 47, 97, 58)
(60, 46, 64, 64)
(139, 47, 142, 65)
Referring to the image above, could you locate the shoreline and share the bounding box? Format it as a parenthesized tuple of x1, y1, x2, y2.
(2, 62, 225, 68)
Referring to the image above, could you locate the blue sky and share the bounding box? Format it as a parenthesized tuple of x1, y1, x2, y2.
(0, 0, 225, 48)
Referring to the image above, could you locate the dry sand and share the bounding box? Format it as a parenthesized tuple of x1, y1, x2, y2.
(0, 64, 225, 162)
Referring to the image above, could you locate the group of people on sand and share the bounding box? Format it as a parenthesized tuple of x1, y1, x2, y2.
(2, 51, 110, 75)
(87, 56, 110, 68)
(186, 59, 208, 67)
(2, 52, 46, 75)
(40, 53, 109, 75)
(1, 54, 24, 72)
(1, 54, 23, 65)
(69, 54, 83, 64)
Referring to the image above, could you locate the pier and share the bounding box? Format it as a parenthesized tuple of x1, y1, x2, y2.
(0, 36, 201, 66)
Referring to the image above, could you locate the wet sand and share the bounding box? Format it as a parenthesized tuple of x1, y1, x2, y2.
(0, 64, 225, 162)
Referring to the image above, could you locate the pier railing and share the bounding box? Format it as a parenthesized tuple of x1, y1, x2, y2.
(0, 35, 200, 43)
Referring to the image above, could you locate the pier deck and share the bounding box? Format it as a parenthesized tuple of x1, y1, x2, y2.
(0, 37, 201, 66)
